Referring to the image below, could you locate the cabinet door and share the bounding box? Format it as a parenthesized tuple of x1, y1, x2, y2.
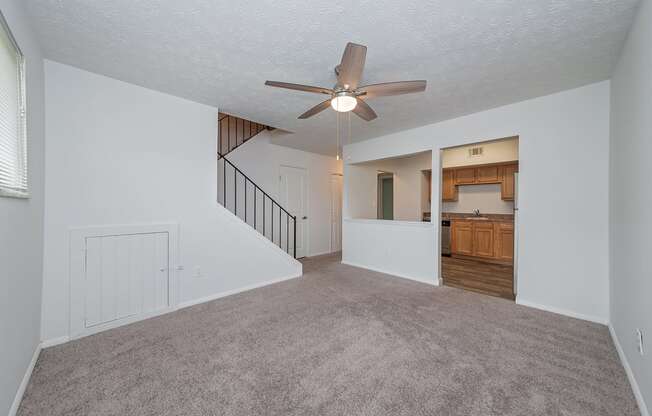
(454, 167, 476, 185)
(477, 166, 500, 183)
(451, 220, 473, 255)
(472, 222, 495, 258)
(501, 164, 518, 200)
(494, 222, 514, 262)
(441, 169, 457, 201)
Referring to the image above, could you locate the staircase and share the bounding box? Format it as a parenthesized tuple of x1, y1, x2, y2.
(218, 112, 271, 157)
(217, 113, 298, 258)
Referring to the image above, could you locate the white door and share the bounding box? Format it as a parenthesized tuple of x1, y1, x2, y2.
(330, 174, 343, 252)
(84, 232, 169, 330)
(280, 166, 308, 258)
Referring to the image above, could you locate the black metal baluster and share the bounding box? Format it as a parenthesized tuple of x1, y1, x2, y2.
(244, 180, 247, 223)
(286, 214, 289, 253)
(278, 206, 281, 248)
(254, 187, 257, 230)
(263, 197, 266, 237)
(293, 217, 297, 258)
(223, 158, 226, 206)
(234, 167, 237, 216)
(271, 202, 274, 244)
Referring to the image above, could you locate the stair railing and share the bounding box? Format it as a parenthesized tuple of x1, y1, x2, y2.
(218, 155, 297, 258)
(218, 113, 269, 158)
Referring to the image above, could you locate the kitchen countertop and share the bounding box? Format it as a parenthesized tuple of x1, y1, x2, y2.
(441, 212, 514, 222)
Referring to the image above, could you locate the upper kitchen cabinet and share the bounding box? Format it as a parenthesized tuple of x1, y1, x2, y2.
(442, 161, 518, 201)
(454, 167, 476, 184)
(477, 166, 500, 183)
(442, 169, 458, 201)
(500, 163, 518, 201)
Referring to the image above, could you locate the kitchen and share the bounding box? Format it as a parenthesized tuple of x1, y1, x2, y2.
(344, 137, 518, 301)
(430, 137, 519, 300)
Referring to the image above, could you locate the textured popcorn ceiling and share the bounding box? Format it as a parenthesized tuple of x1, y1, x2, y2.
(24, 0, 639, 155)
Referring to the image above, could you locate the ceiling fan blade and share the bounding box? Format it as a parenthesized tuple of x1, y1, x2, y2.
(337, 43, 367, 89)
(298, 100, 332, 119)
(265, 81, 333, 95)
(352, 99, 377, 121)
(357, 80, 427, 98)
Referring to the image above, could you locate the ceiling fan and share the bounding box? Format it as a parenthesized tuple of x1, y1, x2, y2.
(265, 42, 426, 121)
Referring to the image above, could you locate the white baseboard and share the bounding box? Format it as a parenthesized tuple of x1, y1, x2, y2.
(609, 325, 649, 416)
(178, 272, 302, 309)
(515, 298, 608, 325)
(40, 335, 70, 348)
(341, 260, 438, 286)
(308, 250, 335, 257)
(8, 343, 41, 416)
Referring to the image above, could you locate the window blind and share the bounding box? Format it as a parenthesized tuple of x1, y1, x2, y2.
(0, 14, 27, 198)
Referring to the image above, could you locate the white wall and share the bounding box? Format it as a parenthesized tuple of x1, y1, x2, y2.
(226, 131, 342, 256)
(442, 136, 519, 168)
(342, 220, 436, 285)
(41, 61, 301, 342)
(344, 81, 611, 323)
(610, 0, 652, 413)
(442, 184, 514, 214)
(0, 1, 45, 414)
(346, 151, 432, 222)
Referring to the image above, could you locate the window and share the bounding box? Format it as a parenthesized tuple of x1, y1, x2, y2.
(0, 12, 27, 198)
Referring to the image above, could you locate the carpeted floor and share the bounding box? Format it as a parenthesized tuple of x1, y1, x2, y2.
(19, 253, 639, 415)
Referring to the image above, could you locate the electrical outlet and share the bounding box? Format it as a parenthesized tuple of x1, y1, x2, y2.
(193, 266, 202, 278)
(636, 329, 644, 356)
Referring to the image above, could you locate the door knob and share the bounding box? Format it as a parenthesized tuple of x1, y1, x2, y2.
(302, 216, 308, 220)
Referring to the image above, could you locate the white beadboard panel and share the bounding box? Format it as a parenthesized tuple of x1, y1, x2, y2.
(82, 232, 169, 331)
(70, 223, 178, 339)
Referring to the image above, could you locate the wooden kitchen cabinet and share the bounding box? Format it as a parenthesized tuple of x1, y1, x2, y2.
(454, 167, 476, 185)
(442, 161, 518, 202)
(442, 168, 458, 201)
(494, 222, 514, 262)
(500, 164, 518, 200)
(450, 219, 513, 264)
(472, 222, 495, 258)
(476, 166, 500, 183)
(451, 220, 473, 256)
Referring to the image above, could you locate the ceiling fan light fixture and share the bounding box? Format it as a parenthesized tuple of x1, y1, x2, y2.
(330, 94, 357, 112)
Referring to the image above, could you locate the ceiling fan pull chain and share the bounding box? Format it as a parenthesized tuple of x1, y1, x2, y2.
(348, 111, 351, 148)
(336, 109, 340, 160)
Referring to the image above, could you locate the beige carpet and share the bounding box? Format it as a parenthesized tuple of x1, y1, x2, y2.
(18, 253, 639, 415)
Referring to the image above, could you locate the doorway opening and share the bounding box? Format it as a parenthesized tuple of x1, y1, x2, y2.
(377, 172, 394, 220)
(438, 136, 519, 300)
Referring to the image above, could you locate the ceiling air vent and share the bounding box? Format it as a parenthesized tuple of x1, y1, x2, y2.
(468, 147, 483, 157)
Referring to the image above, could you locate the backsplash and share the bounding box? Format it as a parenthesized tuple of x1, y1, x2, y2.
(441, 183, 514, 214)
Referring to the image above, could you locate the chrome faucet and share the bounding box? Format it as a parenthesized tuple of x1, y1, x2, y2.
(473, 209, 481, 217)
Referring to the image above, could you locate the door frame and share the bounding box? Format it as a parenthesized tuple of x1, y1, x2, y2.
(279, 165, 309, 258)
(69, 223, 179, 340)
(330, 173, 343, 253)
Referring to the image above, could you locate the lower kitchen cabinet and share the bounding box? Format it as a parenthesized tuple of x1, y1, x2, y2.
(472, 222, 495, 258)
(450, 219, 514, 263)
(494, 222, 514, 261)
(451, 220, 474, 255)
